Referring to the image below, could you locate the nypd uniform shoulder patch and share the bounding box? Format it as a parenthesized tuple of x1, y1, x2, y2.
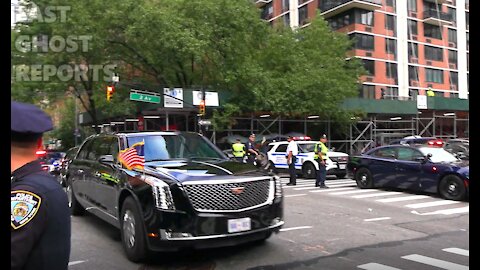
(11, 190, 42, 230)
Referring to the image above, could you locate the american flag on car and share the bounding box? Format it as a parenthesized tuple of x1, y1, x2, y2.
(118, 141, 145, 170)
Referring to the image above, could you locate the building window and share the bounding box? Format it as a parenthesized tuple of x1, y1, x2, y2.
(407, 0, 417, 12)
(409, 66, 419, 81)
(448, 50, 457, 66)
(356, 9, 374, 26)
(424, 24, 442, 39)
(362, 59, 375, 76)
(425, 68, 444, 83)
(361, 85, 375, 99)
(424, 45, 443, 61)
(386, 0, 396, 11)
(467, 53, 469, 71)
(385, 38, 396, 56)
(283, 13, 290, 27)
(386, 63, 397, 79)
(385, 87, 399, 99)
(449, 92, 459, 98)
(408, 42, 418, 58)
(466, 32, 469, 50)
(409, 89, 419, 100)
(385, 14, 395, 31)
(465, 12, 469, 30)
(448, 28, 457, 44)
(282, 0, 290, 12)
(447, 7, 456, 23)
(408, 20, 418, 36)
(298, 5, 308, 25)
(350, 33, 375, 50)
(261, 2, 273, 20)
(449, 71, 458, 87)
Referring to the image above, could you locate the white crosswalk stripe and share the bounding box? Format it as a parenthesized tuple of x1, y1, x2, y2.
(310, 187, 355, 193)
(351, 191, 402, 199)
(357, 248, 469, 270)
(405, 200, 460, 209)
(330, 189, 378, 195)
(442, 248, 469, 257)
(375, 195, 430, 203)
(401, 254, 469, 270)
(357, 263, 401, 270)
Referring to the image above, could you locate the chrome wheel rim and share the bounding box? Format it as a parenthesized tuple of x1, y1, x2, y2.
(360, 174, 368, 185)
(447, 182, 458, 196)
(123, 210, 136, 249)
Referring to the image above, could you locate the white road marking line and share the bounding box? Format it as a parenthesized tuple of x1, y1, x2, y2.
(363, 217, 391, 222)
(279, 226, 313, 232)
(376, 195, 430, 203)
(405, 200, 460, 209)
(401, 254, 469, 270)
(294, 186, 322, 191)
(351, 192, 402, 198)
(68, 260, 86, 266)
(283, 184, 314, 189)
(330, 189, 377, 195)
(284, 194, 307, 198)
(357, 262, 402, 270)
(310, 187, 355, 193)
(442, 248, 469, 257)
(411, 206, 469, 216)
(293, 183, 357, 190)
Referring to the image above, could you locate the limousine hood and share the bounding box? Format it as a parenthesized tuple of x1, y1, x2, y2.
(144, 160, 269, 183)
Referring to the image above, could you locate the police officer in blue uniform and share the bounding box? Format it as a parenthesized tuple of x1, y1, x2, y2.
(11, 101, 71, 270)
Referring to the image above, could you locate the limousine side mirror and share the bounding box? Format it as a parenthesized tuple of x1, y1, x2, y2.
(98, 155, 114, 164)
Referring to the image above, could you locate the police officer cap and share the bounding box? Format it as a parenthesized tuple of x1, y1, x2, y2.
(11, 101, 53, 142)
(320, 134, 327, 139)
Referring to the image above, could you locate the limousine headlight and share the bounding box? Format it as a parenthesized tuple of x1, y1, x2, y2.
(274, 176, 282, 198)
(144, 176, 175, 210)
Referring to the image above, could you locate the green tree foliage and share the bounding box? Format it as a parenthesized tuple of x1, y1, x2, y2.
(12, 0, 365, 132)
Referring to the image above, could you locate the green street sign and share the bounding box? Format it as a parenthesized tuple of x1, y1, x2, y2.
(130, 92, 161, 104)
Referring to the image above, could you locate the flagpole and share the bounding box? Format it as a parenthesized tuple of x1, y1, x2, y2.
(143, 138, 146, 179)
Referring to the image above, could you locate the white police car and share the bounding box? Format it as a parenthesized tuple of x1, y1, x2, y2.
(266, 140, 349, 179)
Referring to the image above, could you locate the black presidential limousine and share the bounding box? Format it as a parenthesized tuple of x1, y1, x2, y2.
(66, 131, 284, 262)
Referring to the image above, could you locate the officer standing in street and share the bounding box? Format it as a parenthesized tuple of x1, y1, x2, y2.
(314, 134, 329, 188)
(246, 134, 259, 165)
(11, 101, 71, 270)
(231, 138, 246, 162)
(286, 136, 298, 186)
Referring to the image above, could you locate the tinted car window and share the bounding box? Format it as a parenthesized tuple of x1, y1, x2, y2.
(77, 139, 93, 160)
(397, 147, 423, 161)
(275, 144, 288, 153)
(371, 148, 396, 159)
(127, 133, 225, 161)
(298, 143, 316, 153)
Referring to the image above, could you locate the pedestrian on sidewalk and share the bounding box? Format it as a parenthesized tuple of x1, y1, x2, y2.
(286, 135, 298, 186)
(314, 134, 329, 188)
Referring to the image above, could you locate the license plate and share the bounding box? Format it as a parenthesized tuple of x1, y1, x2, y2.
(228, 217, 251, 233)
(339, 164, 346, 169)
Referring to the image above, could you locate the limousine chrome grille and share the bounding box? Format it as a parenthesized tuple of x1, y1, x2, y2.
(182, 177, 274, 212)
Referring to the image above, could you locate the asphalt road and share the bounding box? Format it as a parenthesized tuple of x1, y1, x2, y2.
(68, 176, 469, 270)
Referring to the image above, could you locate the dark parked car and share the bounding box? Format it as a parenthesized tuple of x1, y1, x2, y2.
(347, 144, 469, 201)
(444, 139, 469, 160)
(58, 146, 80, 187)
(66, 131, 284, 262)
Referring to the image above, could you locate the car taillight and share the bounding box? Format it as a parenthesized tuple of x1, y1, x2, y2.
(41, 166, 49, 171)
(36, 150, 47, 156)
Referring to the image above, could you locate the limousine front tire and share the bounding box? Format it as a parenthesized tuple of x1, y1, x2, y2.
(120, 197, 149, 262)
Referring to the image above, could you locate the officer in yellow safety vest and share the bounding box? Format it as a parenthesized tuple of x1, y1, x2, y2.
(314, 134, 329, 188)
(231, 138, 246, 163)
(427, 88, 435, 97)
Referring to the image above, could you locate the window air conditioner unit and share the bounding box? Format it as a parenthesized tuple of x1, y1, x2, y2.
(449, 63, 456, 69)
(448, 42, 456, 48)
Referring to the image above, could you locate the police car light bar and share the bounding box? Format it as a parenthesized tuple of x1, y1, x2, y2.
(292, 136, 311, 141)
(427, 139, 444, 147)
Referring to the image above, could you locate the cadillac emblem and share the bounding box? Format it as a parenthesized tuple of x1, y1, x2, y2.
(230, 187, 245, 195)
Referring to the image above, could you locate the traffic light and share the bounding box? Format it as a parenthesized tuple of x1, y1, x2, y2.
(106, 85, 114, 101)
(199, 100, 205, 116)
